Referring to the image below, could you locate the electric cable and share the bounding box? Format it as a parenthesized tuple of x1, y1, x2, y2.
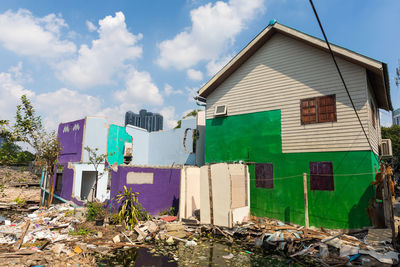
(309, 0, 374, 152)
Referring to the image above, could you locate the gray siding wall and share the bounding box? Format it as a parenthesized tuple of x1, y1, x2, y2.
(367, 79, 381, 155)
(206, 33, 378, 153)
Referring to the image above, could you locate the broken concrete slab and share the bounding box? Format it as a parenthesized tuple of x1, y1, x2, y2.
(166, 223, 185, 232)
(339, 244, 359, 257)
(112, 235, 120, 243)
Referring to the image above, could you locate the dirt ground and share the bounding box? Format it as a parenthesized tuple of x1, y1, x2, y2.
(0, 166, 41, 204)
(1, 187, 41, 203)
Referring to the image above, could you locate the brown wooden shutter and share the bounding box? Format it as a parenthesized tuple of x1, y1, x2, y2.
(301, 98, 317, 124)
(310, 161, 334, 191)
(317, 95, 336, 123)
(255, 163, 273, 189)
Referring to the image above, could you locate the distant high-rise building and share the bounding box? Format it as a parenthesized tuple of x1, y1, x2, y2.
(125, 109, 163, 132)
(393, 108, 400, 126)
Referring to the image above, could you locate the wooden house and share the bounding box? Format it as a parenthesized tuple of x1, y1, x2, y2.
(197, 21, 393, 229)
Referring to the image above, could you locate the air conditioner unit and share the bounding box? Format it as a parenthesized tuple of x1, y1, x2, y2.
(214, 105, 227, 117)
(124, 142, 133, 164)
(124, 142, 133, 157)
(380, 139, 393, 157)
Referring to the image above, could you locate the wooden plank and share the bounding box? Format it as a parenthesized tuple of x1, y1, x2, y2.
(15, 219, 30, 249)
(303, 173, 309, 228)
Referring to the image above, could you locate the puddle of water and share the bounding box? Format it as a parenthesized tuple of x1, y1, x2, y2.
(98, 238, 302, 267)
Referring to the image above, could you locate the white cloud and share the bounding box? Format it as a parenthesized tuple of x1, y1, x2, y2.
(157, 0, 265, 70)
(86, 20, 97, 32)
(0, 9, 76, 58)
(206, 54, 233, 76)
(187, 68, 203, 81)
(57, 12, 143, 88)
(164, 84, 183, 96)
(0, 68, 35, 122)
(115, 69, 164, 106)
(186, 86, 199, 102)
(35, 88, 103, 129)
(158, 106, 178, 129)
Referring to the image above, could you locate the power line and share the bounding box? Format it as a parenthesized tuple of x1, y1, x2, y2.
(309, 0, 374, 152)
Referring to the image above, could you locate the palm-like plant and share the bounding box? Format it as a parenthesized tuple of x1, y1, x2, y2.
(116, 186, 149, 229)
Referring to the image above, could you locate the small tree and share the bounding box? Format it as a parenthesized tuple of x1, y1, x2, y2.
(1, 95, 62, 207)
(84, 146, 107, 201)
(382, 125, 400, 175)
(0, 141, 35, 165)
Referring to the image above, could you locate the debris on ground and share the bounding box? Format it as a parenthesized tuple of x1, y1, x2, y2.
(0, 200, 398, 266)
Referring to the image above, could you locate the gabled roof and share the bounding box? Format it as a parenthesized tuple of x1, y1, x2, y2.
(198, 21, 393, 111)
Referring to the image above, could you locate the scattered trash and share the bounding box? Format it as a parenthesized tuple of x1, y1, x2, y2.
(222, 253, 234, 259)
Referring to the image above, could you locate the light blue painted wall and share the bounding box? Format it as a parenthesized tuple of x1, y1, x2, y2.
(126, 125, 149, 165)
(125, 118, 197, 166)
(82, 117, 108, 163)
(148, 118, 196, 165)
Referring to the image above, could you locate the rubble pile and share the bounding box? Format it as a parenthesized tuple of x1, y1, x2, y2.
(1, 204, 399, 266)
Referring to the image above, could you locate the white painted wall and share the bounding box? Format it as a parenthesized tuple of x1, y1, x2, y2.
(126, 125, 150, 165)
(71, 163, 109, 202)
(82, 117, 108, 162)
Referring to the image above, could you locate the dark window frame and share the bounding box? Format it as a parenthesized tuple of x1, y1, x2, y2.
(300, 94, 337, 125)
(55, 172, 63, 195)
(255, 163, 274, 189)
(309, 161, 334, 191)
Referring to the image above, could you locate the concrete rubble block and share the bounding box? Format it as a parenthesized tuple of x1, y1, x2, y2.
(339, 244, 359, 257)
(319, 243, 329, 258)
(134, 225, 148, 240)
(168, 231, 188, 239)
(97, 231, 103, 238)
(146, 221, 158, 233)
(113, 235, 120, 243)
(322, 237, 343, 249)
(166, 223, 185, 232)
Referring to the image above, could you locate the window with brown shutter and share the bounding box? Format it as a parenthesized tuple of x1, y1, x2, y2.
(370, 102, 376, 128)
(310, 161, 334, 191)
(255, 163, 273, 189)
(301, 95, 336, 125)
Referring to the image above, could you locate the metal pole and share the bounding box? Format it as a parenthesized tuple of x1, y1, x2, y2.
(303, 173, 309, 228)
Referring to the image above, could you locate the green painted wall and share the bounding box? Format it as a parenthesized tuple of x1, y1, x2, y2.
(205, 110, 377, 229)
(107, 125, 133, 165)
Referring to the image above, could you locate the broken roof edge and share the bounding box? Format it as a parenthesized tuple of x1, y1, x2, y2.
(382, 63, 393, 111)
(198, 22, 390, 109)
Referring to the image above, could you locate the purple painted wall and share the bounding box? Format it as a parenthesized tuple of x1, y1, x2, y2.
(110, 166, 181, 216)
(52, 163, 83, 206)
(57, 119, 85, 164)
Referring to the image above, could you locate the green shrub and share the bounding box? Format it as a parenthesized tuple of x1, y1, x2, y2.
(14, 197, 26, 206)
(69, 228, 94, 236)
(86, 202, 105, 221)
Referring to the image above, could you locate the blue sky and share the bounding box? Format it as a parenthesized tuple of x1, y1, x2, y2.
(0, 0, 399, 129)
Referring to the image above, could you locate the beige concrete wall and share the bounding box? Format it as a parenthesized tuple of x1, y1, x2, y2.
(200, 165, 211, 224)
(206, 33, 372, 153)
(199, 163, 249, 227)
(179, 166, 201, 220)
